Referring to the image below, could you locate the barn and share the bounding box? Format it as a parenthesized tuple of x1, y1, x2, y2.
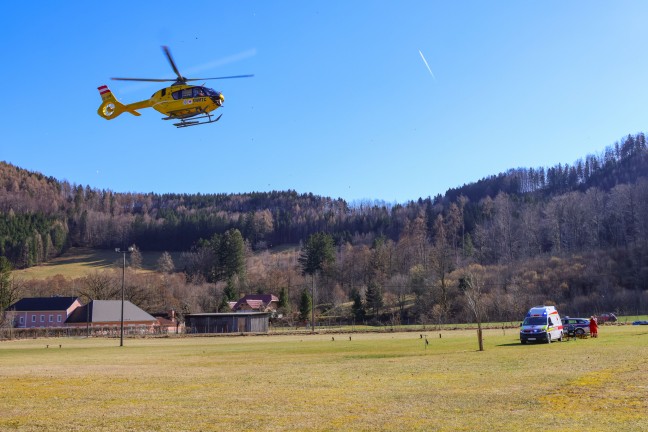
(65, 300, 159, 335)
(185, 312, 269, 334)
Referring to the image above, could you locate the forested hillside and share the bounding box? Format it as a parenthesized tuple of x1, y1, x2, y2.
(2, 132, 648, 321)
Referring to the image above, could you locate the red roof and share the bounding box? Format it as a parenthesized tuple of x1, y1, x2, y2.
(157, 317, 175, 326)
(232, 294, 279, 311)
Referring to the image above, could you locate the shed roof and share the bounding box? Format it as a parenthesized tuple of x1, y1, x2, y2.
(186, 312, 270, 318)
(66, 300, 156, 323)
(9, 297, 79, 312)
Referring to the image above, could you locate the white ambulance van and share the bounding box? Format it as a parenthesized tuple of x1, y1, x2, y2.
(520, 306, 564, 344)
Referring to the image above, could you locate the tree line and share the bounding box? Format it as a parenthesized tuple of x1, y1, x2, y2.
(2, 133, 648, 323)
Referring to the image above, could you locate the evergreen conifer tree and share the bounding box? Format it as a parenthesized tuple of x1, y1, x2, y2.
(299, 289, 312, 323)
(0, 257, 13, 310)
(350, 287, 365, 322)
(365, 280, 383, 318)
(278, 286, 290, 312)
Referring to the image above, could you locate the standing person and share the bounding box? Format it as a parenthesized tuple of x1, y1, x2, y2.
(589, 316, 598, 338)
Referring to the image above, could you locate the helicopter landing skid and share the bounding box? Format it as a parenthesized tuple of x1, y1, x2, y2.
(166, 113, 222, 128)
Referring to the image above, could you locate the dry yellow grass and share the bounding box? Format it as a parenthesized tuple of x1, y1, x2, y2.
(1, 326, 647, 431)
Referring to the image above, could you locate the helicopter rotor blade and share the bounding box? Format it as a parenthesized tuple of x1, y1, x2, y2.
(110, 48, 253, 85)
(162, 46, 185, 81)
(185, 75, 255, 81)
(111, 77, 177, 82)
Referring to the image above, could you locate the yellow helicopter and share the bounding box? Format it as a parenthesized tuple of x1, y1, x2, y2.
(97, 46, 252, 128)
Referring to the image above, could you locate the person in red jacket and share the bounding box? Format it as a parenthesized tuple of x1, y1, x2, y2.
(589, 316, 599, 338)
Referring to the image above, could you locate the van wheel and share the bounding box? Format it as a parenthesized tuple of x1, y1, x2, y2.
(575, 328, 584, 336)
(521, 340, 527, 345)
(546, 334, 552, 344)
(558, 332, 563, 342)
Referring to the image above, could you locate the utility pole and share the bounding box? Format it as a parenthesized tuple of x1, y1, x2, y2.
(115, 247, 133, 347)
(311, 274, 315, 333)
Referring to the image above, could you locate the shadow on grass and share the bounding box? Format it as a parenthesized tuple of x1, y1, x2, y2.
(47, 247, 163, 270)
(496, 342, 531, 347)
(47, 256, 115, 268)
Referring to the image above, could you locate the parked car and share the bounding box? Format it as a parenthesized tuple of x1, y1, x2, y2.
(561, 317, 590, 336)
(631, 320, 648, 325)
(597, 313, 617, 323)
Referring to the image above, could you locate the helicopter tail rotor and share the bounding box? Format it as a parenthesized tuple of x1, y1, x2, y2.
(97, 85, 141, 120)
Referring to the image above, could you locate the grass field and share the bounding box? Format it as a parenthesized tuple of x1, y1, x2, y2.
(1, 326, 647, 431)
(11, 248, 181, 280)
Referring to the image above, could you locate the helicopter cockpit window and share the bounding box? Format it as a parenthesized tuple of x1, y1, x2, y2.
(181, 88, 193, 99)
(204, 88, 218, 96)
(193, 87, 206, 97)
(172, 90, 182, 100)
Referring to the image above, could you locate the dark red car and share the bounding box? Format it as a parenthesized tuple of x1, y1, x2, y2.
(597, 313, 617, 323)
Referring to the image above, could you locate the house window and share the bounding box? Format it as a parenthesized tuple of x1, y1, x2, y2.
(49, 315, 53, 322)
(19, 316, 24, 324)
(57, 315, 62, 323)
(40, 315, 45, 322)
(32, 315, 36, 323)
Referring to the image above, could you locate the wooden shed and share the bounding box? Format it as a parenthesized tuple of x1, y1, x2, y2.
(185, 312, 269, 334)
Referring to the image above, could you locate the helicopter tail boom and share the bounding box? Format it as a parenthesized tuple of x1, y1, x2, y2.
(97, 85, 141, 120)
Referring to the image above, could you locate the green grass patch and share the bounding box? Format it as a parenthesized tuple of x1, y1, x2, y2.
(1, 326, 647, 431)
(12, 247, 182, 280)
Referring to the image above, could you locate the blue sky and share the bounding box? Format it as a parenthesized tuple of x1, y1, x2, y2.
(2, 2, 647, 203)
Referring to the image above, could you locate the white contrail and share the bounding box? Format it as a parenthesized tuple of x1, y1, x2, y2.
(185, 48, 256, 75)
(418, 49, 435, 80)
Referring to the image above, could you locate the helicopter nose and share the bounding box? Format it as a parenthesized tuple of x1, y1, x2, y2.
(210, 93, 225, 107)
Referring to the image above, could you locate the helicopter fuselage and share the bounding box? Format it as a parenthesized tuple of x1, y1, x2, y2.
(147, 84, 224, 119)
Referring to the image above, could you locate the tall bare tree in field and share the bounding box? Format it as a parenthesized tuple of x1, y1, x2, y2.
(459, 266, 487, 352)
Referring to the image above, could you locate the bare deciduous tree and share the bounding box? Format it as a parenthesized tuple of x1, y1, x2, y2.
(78, 271, 119, 300)
(156, 251, 175, 274)
(129, 244, 143, 270)
(460, 266, 487, 351)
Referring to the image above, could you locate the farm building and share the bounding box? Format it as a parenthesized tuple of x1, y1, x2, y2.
(152, 310, 184, 334)
(8, 296, 82, 328)
(230, 294, 279, 313)
(66, 300, 159, 334)
(185, 312, 269, 334)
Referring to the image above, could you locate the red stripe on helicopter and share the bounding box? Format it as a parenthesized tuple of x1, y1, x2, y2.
(98, 85, 111, 95)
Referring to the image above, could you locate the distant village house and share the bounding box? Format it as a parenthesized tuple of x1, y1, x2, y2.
(229, 294, 279, 313)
